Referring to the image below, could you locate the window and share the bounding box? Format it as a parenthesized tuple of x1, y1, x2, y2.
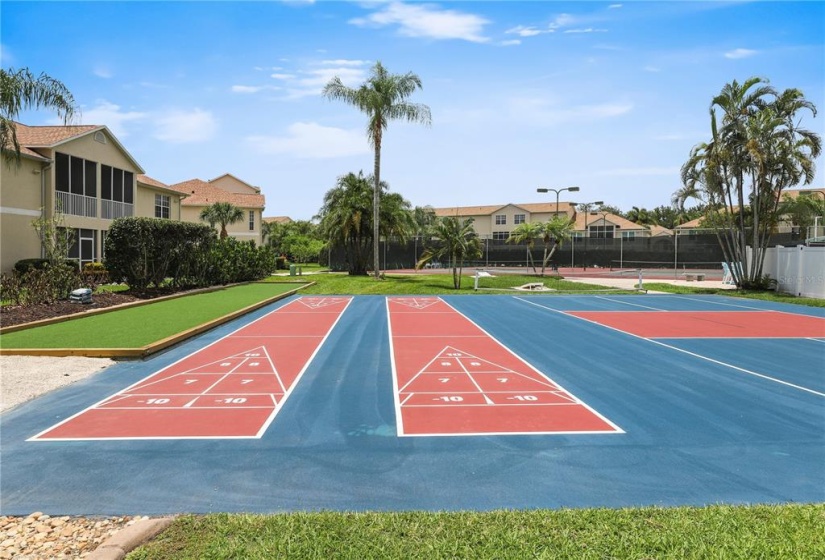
(589, 225, 615, 239)
(55, 152, 97, 197)
(155, 194, 170, 219)
(101, 165, 134, 203)
(249, 210, 255, 231)
(514, 214, 526, 224)
(492, 231, 509, 240)
(622, 231, 636, 241)
(495, 214, 506, 225)
(67, 228, 96, 267)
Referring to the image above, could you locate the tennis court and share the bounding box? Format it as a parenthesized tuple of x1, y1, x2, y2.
(1, 294, 822, 515)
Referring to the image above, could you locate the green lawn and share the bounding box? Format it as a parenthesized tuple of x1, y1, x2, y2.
(128, 504, 825, 559)
(272, 271, 625, 295)
(0, 282, 298, 349)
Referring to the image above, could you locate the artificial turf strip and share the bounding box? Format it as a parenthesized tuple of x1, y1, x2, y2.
(127, 504, 825, 559)
(0, 283, 298, 349)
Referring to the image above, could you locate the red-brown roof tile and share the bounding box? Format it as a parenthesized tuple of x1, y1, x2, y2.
(169, 178, 265, 209)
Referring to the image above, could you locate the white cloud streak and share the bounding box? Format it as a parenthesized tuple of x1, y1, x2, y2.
(248, 122, 370, 158)
(724, 48, 757, 59)
(350, 2, 490, 43)
(153, 109, 217, 143)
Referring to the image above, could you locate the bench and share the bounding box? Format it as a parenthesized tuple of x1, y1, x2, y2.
(683, 273, 706, 282)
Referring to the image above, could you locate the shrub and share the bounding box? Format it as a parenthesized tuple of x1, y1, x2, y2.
(275, 256, 287, 270)
(14, 258, 49, 273)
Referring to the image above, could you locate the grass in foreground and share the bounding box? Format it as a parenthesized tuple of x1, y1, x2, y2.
(128, 504, 825, 559)
(0, 282, 298, 348)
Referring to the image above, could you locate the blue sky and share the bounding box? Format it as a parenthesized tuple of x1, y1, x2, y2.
(3, 1, 823, 221)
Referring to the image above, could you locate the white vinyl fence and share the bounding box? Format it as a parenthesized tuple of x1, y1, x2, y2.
(763, 245, 825, 299)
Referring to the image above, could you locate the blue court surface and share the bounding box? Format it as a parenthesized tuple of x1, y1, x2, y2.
(1, 294, 823, 515)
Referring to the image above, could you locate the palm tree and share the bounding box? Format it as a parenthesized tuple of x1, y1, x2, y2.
(679, 77, 820, 287)
(416, 216, 481, 289)
(199, 202, 245, 239)
(323, 61, 431, 280)
(539, 216, 575, 275)
(316, 171, 414, 275)
(506, 221, 543, 273)
(1, 68, 77, 165)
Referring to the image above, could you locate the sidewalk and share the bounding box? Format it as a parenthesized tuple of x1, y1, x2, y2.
(564, 275, 737, 292)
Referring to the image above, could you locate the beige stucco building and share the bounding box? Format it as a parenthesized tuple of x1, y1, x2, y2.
(0, 123, 188, 273)
(432, 202, 659, 240)
(169, 174, 265, 245)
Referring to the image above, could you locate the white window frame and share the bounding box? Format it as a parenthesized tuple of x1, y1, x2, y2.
(495, 214, 506, 225)
(514, 214, 526, 224)
(154, 194, 170, 219)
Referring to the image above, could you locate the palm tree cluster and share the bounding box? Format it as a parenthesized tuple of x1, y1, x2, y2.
(676, 77, 821, 288)
(315, 171, 414, 276)
(506, 216, 574, 276)
(199, 202, 245, 239)
(323, 61, 431, 279)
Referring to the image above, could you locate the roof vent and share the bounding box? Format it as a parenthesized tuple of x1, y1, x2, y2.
(94, 131, 106, 144)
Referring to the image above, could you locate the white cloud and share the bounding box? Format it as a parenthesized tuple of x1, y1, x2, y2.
(500, 39, 521, 47)
(350, 2, 490, 43)
(231, 85, 281, 94)
(609, 4, 623, 8)
(507, 96, 633, 126)
(93, 65, 113, 79)
(271, 73, 297, 80)
(505, 25, 546, 38)
(76, 100, 146, 137)
(724, 48, 757, 59)
(153, 109, 217, 143)
(247, 122, 370, 158)
(564, 28, 607, 34)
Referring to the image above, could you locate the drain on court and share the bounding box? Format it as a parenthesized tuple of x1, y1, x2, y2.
(387, 297, 623, 436)
(31, 296, 352, 440)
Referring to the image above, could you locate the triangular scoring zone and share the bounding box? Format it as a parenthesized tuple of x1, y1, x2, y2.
(389, 297, 441, 310)
(399, 345, 559, 393)
(298, 297, 350, 309)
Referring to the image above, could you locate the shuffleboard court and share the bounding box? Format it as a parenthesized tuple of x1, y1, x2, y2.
(566, 310, 825, 339)
(387, 297, 622, 436)
(30, 296, 352, 440)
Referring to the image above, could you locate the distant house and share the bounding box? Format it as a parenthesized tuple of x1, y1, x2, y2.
(0, 123, 183, 272)
(430, 202, 659, 240)
(433, 202, 577, 240)
(263, 216, 293, 225)
(168, 174, 266, 245)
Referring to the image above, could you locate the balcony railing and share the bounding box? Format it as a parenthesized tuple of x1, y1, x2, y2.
(55, 191, 96, 218)
(101, 200, 134, 220)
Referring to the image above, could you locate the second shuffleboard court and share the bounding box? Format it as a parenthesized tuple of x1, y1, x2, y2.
(387, 297, 623, 437)
(31, 297, 352, 440)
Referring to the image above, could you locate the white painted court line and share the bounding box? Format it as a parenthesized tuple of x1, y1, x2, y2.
(28, 296, 353, 441)
(387, 296, 625, 437)
(516, 297, 825, 398)
(594, 296, 667, 311)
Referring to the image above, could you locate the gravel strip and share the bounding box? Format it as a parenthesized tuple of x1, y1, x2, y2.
(1, 358, 165, 557)
(0, 356, 114, 413)
(0, 513, 149, 559)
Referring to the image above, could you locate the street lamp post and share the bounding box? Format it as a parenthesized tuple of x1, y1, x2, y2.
(537, 186, 580, 219)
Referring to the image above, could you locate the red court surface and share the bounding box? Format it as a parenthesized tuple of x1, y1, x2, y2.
(31, 297, 352, 440)
(387, 297, 623, 436)
(568, 310, 825, 339)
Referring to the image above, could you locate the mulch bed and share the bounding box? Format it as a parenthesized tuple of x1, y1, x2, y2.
(0, 290, 181, 329)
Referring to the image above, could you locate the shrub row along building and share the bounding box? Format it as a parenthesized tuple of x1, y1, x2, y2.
(0, 123, 265, 273)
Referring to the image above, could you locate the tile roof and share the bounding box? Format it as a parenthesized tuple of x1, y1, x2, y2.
(573, 211, 647, 231)
(263, 216, 292, 224)
(137, 174, 189, 197)
(433, 202, 576, 217)
(168, 178, 265, 209)
(5, 122, 145, 172)
(11, 122, 101, 147)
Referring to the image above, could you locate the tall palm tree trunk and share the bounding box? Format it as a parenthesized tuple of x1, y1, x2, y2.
(373, 136, 382, 279)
